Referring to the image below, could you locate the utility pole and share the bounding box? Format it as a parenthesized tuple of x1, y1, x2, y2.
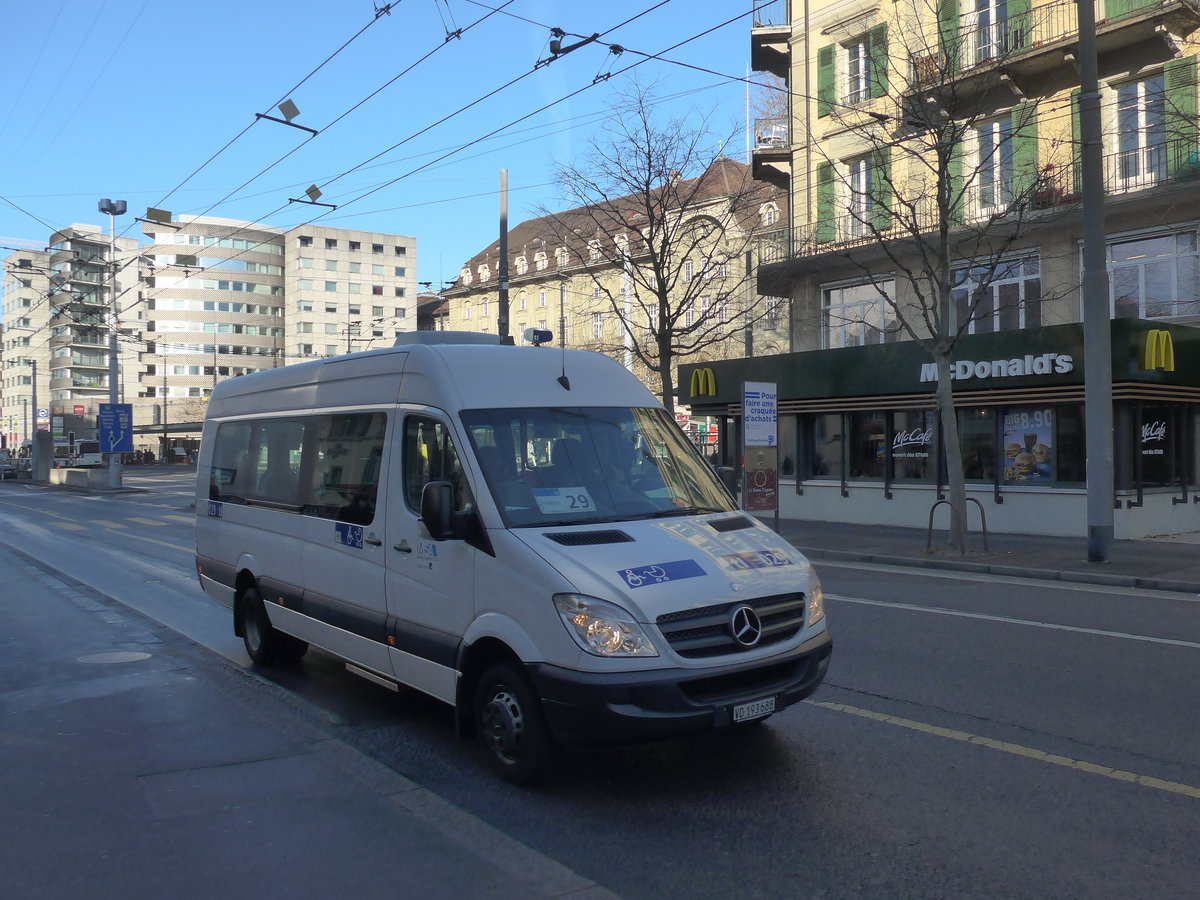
(1077, 2, 1114, 561)
(498, 169, 511, 344)
(99, 198, 127, 490)
(28, 361, 38, 480)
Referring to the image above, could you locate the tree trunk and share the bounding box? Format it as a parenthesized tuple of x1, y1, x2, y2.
(933, 351, 970, 554)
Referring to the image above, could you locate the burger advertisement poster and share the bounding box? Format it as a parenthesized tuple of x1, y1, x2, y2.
(1001, 407, 1054, 483)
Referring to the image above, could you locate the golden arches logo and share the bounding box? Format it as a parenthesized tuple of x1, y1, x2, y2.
(1143, 329, 1175, 371)
(690, 367, 717, 397)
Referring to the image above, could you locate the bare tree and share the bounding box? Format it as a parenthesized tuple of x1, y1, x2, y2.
(791, 0, 1079, 551)
(543, 80, 782, 415)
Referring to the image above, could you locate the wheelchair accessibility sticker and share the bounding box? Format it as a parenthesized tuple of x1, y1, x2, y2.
(335, 522, 364, 549)
(618, 559, 706, 588)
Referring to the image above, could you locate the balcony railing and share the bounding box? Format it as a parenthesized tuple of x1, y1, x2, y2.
(753, 116, 789, 150)
(910, 0, 1198, 87)
(751, 0, 788, 28)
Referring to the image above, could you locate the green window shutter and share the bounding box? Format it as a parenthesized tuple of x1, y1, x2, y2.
(817, 162, 835, 243)
(869, 23, 889, 98)
(947, 136, 964, 226)
(1165, 56, 1199, 178)
(871, 148, 892, 231)
(1006, 0, 1031, 53)
(1012, 102, 1039, 204)
(1071, 88, 1081, 197)
(937, 0, 961, 74)
(818, 44, 836, 117)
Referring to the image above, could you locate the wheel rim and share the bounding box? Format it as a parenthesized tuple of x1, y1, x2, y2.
(481, 688, 525, 764)
(243, 603, 262, 654)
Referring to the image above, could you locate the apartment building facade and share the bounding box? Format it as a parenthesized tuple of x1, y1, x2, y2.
(679, 0, 1200, 538)
(441, 158, 790, 411)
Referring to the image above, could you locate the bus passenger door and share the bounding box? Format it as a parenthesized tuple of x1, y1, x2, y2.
(384, 412, 476, 703)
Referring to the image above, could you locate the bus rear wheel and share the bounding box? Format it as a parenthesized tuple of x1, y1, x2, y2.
(239, 586, 307, 665)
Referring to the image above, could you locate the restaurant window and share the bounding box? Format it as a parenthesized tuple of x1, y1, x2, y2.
(778, 414, 798, 478)
(957, 408, 996, 481)
(999, 406, 1056, 484)
(890, 410, 935, 481)
(809, 413, 843, 479)
(848, 411, 886, 479)
(1136, 405, 1185, 487)
(953, 256, 1041, 334)
(1055, 405, 1086, 484)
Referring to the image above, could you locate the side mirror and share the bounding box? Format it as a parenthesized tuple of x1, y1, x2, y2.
(420, 480, 455, 540)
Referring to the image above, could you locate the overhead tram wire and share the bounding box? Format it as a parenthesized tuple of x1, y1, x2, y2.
(144, 1, 406, 236)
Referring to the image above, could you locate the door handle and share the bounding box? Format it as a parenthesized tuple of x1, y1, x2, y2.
(365, 535, 382, 546)
(393, 540, 412, 553)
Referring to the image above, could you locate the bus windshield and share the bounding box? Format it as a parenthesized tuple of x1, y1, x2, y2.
(460, 406, 735, 528)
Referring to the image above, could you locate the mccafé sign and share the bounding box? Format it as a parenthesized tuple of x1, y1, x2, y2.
(919, 352, 1074, 383)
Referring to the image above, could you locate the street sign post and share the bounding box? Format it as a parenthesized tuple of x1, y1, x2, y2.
(98, 403, 134, 454)
(742, 382, 779, 527)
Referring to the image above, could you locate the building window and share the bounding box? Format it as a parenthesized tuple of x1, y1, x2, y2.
(349, 241, 361, 251)
(395, 307, 406, 317)
(464, 301, 472, 320)
(974, 117, 1014, 212)
(299, 279, 313, 290)
(539, 290, 547, 307)
(890, 410, 935, 481)
(299, 300, 313, 312)
(592, 312, 603, 340)
(350, 262, 361, 273)
(954, 256, 1041, 333)
(518, 295, 527, 311)
(535, 252, 548, 271)
(325, 238, 337, 250)
(556, 247, 568, 267)
(349, 283, 362, 294)
(297, 322, 313, 333)
(588, 240, 602, 262)
(847, 155, 875, 235)
(372, 244, 384, 254)
(299, 257, 313, 268)
(372, 285, 384, 296)
(846, 35, 873, 104)
(809, 413, 843, 478)
(395, 245, 406, 255)
(822, 278, 897, 348)
(325, 259, 338, 271)
(760, 203, 778, 226)
(325, 323, 338, 334)
(372, 306, 384, 316)
(394, 267, 406, 277)
(323, 281, 336, 292)
(349, 305, 361, 315)
(683, 260, 694, 282)
(395, 287, 406, 297)
(1116, 74, 1166, 186)
(371, 264, 384, 276)
(299, 235, 312, 247)
(516, 257, 527, 275)
(299, 343, 313, 355)
(482, 298, 490, 317)
(1109, 230, 1200, 319)
(848, 411, 886, 478)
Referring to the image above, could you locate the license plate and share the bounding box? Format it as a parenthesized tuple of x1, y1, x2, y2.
(733, 696, 776, 723)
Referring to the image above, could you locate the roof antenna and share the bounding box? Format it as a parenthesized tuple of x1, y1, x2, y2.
(523, 327, 570, 389)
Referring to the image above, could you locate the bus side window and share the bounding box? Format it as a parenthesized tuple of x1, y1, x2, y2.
(403, 415, 472, 514)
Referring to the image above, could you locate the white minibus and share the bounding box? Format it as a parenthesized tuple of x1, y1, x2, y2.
(195, 332, 831, 783)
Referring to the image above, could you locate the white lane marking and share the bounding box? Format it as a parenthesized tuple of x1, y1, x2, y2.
(811, 700, 1200, 800)
(813, 558, 1200, 602)
(826, 593, 1200, 650)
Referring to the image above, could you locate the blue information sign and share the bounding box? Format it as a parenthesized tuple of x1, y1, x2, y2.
(98, 403, 134, 453)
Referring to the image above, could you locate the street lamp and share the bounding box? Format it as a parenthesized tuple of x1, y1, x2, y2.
(98, 198, 127, 490)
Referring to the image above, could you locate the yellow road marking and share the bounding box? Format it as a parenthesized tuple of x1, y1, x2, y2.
(163, 514, 194, 523)
(811, 701, 1200, 800)
(91, 519, 127, 528)
(128, 517, 166, 526)
(57, 522, 86, 531)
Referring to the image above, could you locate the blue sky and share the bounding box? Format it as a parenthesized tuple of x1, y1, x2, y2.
(0, 0, 761, 289)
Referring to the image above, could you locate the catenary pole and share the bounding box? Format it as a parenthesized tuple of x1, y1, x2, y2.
(1077, 1, 1114, 561)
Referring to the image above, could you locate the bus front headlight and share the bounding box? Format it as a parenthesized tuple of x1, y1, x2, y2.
(807, 579, 825, 625)
(553, 594, 659, 657)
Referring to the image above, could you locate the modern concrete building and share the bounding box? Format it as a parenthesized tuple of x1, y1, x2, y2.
(2, 218, 416, 458)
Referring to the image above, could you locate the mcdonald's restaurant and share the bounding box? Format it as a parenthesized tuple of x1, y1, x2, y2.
(680, 318, 1200, 539)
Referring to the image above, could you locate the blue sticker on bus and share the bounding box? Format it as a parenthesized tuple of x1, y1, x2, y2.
(207, 500, 223, 518)
(618, 559, 706, 588)
(335, 522, 364, 549)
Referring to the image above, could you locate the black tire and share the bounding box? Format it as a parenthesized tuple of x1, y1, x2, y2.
(239, 586, 307, 665)
(475, 662, 555, 785)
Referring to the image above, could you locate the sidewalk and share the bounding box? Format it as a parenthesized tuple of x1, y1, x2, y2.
(0, 546, 614, 900)
(771, 517, 1200, 595)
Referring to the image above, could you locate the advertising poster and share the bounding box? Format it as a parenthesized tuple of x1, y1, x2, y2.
(744, 446, 778, 512)
(1000, 407, 1054, 483)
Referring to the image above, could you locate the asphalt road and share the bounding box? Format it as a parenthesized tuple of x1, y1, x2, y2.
(1, 470, 1197, 898)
